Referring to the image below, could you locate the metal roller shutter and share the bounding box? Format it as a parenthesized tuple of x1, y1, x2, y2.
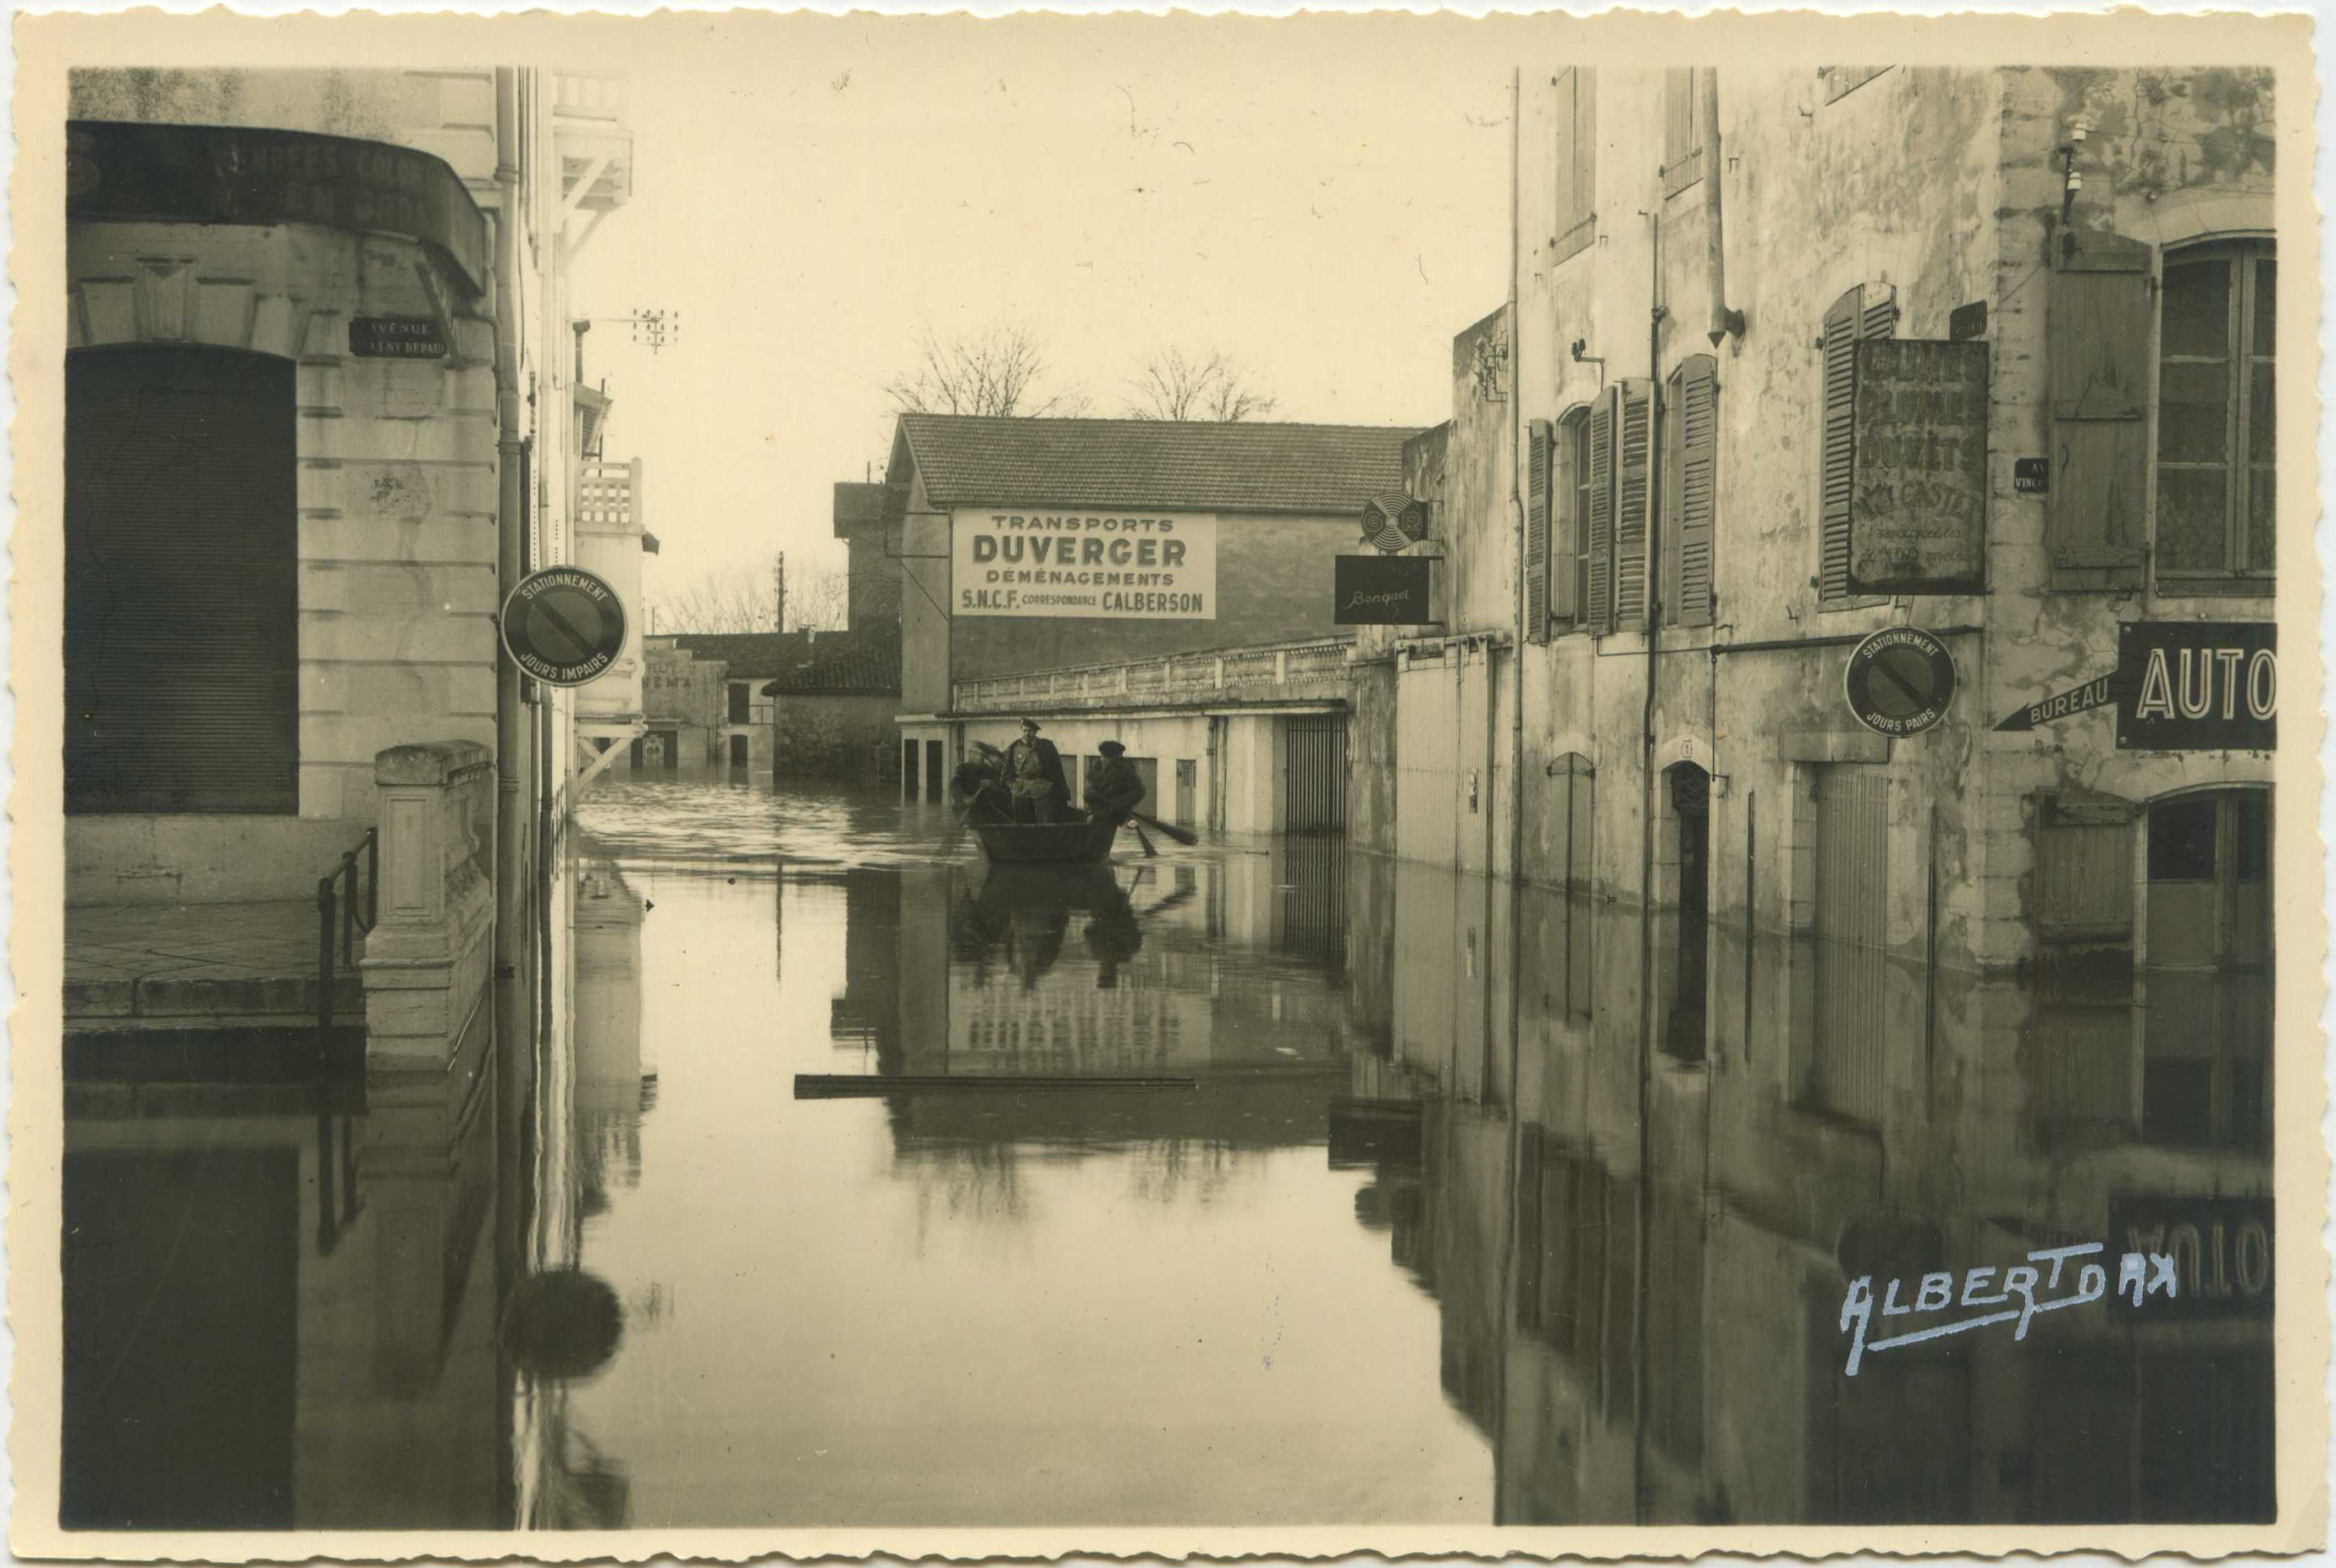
(66, 346, 299, 814)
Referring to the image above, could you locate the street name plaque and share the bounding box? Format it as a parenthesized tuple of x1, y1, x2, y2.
(500, 566, 627, 686)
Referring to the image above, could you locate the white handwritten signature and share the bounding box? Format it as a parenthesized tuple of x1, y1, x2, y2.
(1840, 1243, 2179, 1375)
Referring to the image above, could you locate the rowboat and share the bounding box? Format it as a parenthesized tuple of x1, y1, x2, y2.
(968, 817, 1121, 864)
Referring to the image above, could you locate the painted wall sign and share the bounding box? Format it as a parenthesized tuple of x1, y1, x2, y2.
(1334, 554, 1433, 625)
(1847, 339, 1989, 594)
(2107, 1196, 2272, 1319)
(1844, 627, 1958, 737)
(500, 566, 627, 686)
(2013, 457, 2050, 494)
(66, 119, 490, 290)
(951, 510, 1218, 620)
(349, 315, 449, 360)
(1993, 671, 2116, 732)
(2115, 620, 2275, 751)
(1948, 300, 1989, 342)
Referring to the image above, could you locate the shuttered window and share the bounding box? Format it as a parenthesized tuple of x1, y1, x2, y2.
(1585, 389, 1615, 632)
(1558, 407, 1591, 623)
(66, 346, 299, 814)
(1663, 355, 1720, 627)
(2154, 240, 2275, 594)
(2046, 232, 2152, 591)
(1524, 418, 1553, 643)
(1553, 68, 1597, 262)
(1662, 68, 1704, 198)
(1819, 283, 1897, 605)
(1612, 378, 1654, 627)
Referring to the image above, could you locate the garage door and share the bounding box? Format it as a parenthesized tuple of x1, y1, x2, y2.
(65, 346, 299, 814)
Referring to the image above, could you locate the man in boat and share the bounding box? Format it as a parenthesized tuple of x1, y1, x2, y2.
(948, 751, 1014, 824)
(1083, 740, 1147, 829)
(1003, 718, 1070, 824)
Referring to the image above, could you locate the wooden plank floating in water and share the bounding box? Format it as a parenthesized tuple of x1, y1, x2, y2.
(793, 1074, 1200, 1099)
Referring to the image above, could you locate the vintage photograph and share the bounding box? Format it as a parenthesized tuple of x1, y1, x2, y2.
(10, 6, 2323, 1558)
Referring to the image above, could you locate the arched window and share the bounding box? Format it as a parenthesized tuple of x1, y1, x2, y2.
(65, 345, 298, 814)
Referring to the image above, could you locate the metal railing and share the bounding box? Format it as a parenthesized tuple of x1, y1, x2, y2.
(317, 828, 379, 1034)
(953, 634, 1357, 712)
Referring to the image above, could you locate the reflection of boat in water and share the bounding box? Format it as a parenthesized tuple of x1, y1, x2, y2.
(953, 863, 1148, 991)
(968, 817, 1121, 864)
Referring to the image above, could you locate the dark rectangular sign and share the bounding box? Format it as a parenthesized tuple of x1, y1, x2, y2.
(2013, 457, 2048, 494)
(349, 315, 449, 360)
(2107, 1195, 2271, 1319)
(1847, 339, 1990, 594)
(1334, 554, 1432, 626)
(2116, 620, 2275, 751)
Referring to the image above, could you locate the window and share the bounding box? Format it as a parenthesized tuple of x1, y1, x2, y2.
(727, 682, 751, 724)
(1660, 356, 1719, 627)
(2155, 240, 2274, 592)
(66, 346, 299, 814)
(1662, 68, 1703, 198)
(2141, 789, 2270, 1151)
(1552, 68, 1597, 262)
(1525, 420, 1554, 642)
(1565, 410, 1593, 621)
(1577, 383, 1654, 633)
(1819, 282, 1898, 605)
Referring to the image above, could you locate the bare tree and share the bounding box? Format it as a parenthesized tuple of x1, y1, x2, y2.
(884, 323, 1089, 418)
(1124, 347, 1280, 422)
(646, 557, 851, 634)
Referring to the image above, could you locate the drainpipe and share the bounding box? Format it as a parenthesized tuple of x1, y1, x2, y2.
(1702, 69, 1746, 346)
(493, 69, 527, 1004)
(1507, 65, 1527, 892)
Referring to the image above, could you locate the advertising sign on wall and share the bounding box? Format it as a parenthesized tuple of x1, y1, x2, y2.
(2116, 620, 2276, 751)
(1333, 554, 1433, 625)
(952, 510, 1217, 619)
(1847, 339, 1989, 594)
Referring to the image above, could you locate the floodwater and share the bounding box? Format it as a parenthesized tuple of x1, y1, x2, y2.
(60, 778, 2275, 1532)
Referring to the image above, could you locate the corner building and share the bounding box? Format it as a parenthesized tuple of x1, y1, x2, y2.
(1360, 66, 2282, 1151)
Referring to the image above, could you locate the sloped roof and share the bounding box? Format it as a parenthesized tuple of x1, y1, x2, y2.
(669, 631, 820, 679)
(892, 414, 1418, 515)
(761, 629, 901, 695)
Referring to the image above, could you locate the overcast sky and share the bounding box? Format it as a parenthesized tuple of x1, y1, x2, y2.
(566, 15, 1525, 610)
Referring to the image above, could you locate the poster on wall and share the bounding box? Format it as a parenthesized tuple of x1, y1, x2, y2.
(952, 510, 1218, 619)
(1847, 338, 1989, 594)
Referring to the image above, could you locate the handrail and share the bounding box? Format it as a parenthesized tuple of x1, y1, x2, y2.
(316, 827, 380, 1035)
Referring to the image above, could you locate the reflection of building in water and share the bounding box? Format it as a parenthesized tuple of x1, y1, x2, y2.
(829, 867, 903, 1061)
(61, 1009, 508, 1529)
(1337, 858, 2275, 1526)
(573, 859, 654, 1211)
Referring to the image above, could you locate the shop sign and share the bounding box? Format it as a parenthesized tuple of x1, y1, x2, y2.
(2116, 620, 2275, 751)
(1847, 339, 1989, 594)
(952, 510, 1217, 620)
(350, 315, 449, 360)
(1844, 627, 1958, 737)
(500, 566, 627, 686)
(66, 119, 489, 290)
(1334, 555, 1432, 625)
(2106, 1195, 2272, 1319)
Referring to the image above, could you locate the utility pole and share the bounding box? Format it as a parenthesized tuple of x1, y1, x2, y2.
(775, 552, 787, 632)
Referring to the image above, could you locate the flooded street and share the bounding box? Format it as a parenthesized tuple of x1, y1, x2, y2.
(63, 781, 2273, 1531)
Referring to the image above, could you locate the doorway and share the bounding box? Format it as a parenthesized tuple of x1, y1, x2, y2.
(1664, 762, 1711, 1061)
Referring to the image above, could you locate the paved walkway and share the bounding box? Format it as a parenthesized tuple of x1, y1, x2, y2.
(66, 900, 363, 1028)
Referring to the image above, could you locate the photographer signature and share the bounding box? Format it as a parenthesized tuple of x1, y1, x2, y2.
(1840, 1242, 2179, 1375)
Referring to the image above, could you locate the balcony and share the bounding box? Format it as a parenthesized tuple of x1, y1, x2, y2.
(555, 73, 632, 213)
(953, 634, 1357, 715)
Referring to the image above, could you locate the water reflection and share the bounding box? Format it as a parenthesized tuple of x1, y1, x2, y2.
(57, 781, 2272, 1531)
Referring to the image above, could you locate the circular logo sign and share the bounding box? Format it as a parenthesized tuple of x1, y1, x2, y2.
(1845, 627, 1958, 737)
(500, 566, 627, 686)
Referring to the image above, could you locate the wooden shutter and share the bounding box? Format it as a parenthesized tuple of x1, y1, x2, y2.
(1525, 419, 1553, 642)
(1550, 414, 1581, 620)
(1675, 355, 1720, 627)
(1613, 378, 1654, 627)
(1820, 284, 1897, 602)
(1662, 69, 1702, 197)
(65, 346, 299, 814)
(1586, 388, 1615, 632)
(2034, 788, 2138, 944)
(1555, 69, 1598, 261)
(2046, 232, 2151, 591)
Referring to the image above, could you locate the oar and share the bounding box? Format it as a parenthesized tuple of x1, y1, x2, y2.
(1126, 818, 1158, 858)
(1130, 810, 1198, 847)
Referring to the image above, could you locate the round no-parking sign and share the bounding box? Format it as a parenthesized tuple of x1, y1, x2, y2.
(500, 566, 627, 686)
(1844, 627, 1958, 737)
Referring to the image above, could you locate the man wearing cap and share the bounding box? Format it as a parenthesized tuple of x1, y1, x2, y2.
(1083, 740, 1147, 828)
(1004, 718, 1069, 824)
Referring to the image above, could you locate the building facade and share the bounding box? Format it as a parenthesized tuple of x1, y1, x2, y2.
(870, 413, 1413, 831)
